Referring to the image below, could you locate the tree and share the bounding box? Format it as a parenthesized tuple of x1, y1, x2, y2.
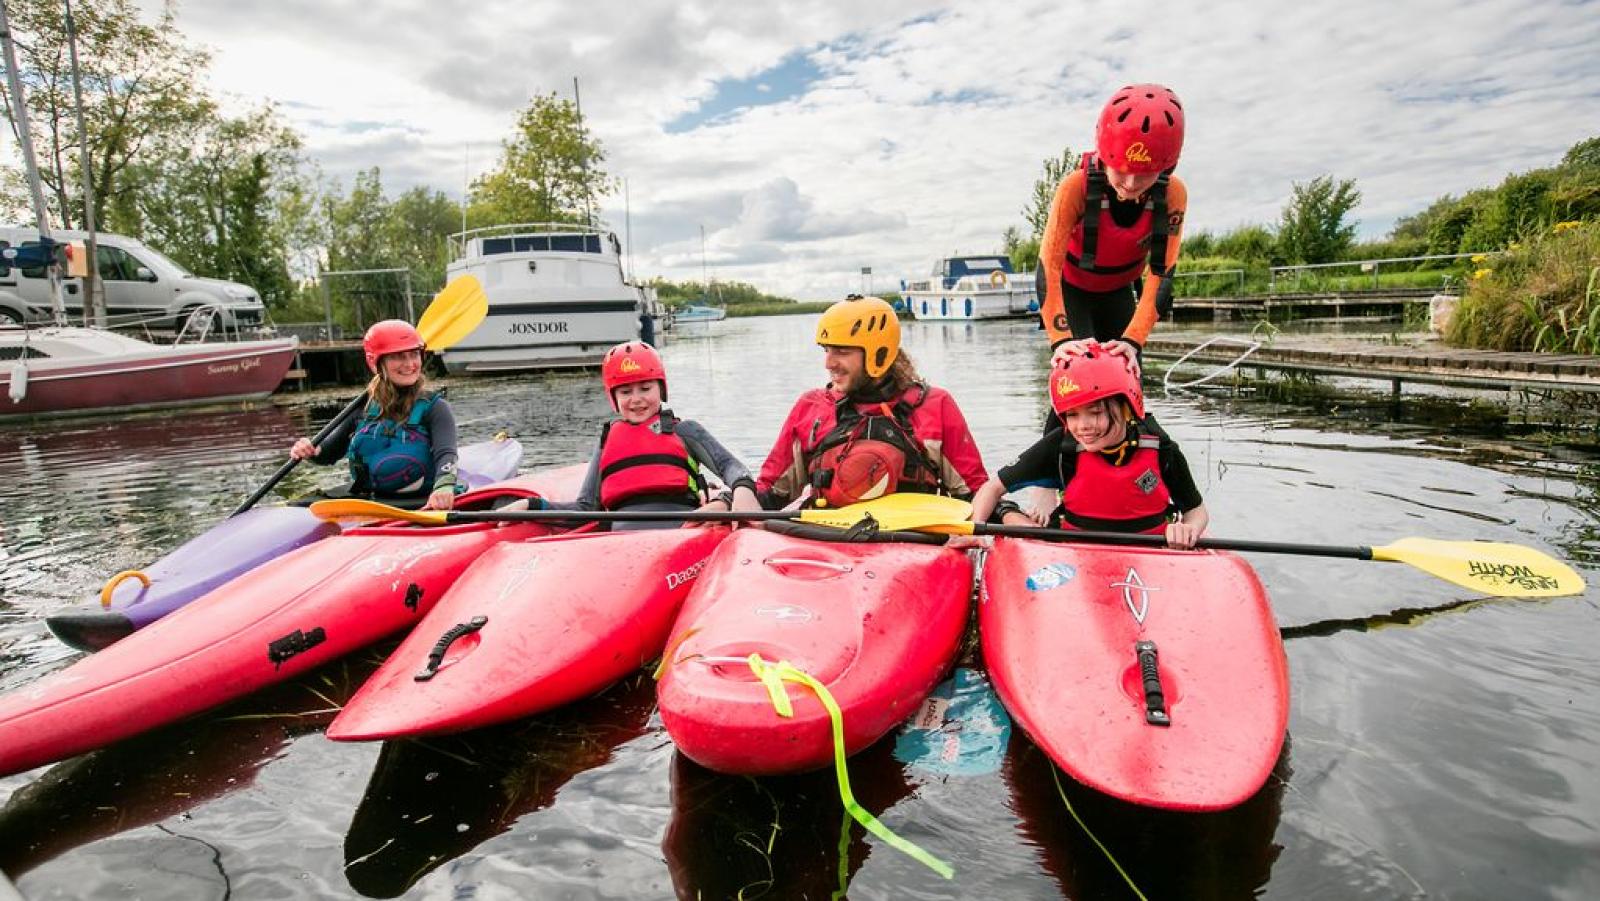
(1277, 175, 1361, 264)
(387, 186, 463, 292)
(1022, 147, 1079, 237)
(1215, 225, 1278, 264)
(1561, 135, 1600, 170)
(1002, 225, 1040, 274)
(0, 0, 213, 231)
(467, 93, 615, 227)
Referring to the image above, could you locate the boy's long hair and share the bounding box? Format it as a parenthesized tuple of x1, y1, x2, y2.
(366, 369, 425, 420)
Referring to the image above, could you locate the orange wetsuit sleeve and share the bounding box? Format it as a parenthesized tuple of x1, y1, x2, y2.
(1122, 175, 1188, 346)
(1038, 170, 1087, 347)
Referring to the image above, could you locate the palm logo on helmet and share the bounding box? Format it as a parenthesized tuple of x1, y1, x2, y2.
(601, 341, 667, 411)
(815, 296, 901, 379)
(1049, 341, 1145, 421)
(1096, 83, 1185, 174)
(362, 320, 426, 373)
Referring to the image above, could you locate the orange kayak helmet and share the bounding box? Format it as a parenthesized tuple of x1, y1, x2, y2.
(1096, 83, 1185, 174)
(1050, 341, 1145, 421)
(363, 319, 426, 373)
(601, 341, 667, 411)
(815, 295, 900, 379)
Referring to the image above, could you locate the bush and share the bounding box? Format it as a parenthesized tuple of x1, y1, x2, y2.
(1446, 221, 1600, 353)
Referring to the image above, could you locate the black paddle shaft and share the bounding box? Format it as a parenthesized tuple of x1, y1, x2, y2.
(231, 392, 368, 517)
(971, 523, 1375, 561)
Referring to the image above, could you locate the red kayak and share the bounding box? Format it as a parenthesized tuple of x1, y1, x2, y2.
(0, 482, 557, 779)
(981, 537, 1288, 811)
(657, 526, 972, 775)
(327, 526, 730, 740)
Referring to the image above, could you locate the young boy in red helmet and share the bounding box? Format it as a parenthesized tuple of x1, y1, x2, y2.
(969, 341, 1209, 548)
(288, 319, 461, 510)
(1037, 83, 1188, 373)
(557, 341, 761, 529)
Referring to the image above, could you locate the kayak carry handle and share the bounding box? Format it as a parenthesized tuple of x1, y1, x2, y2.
(415, 616, 488, 682)
(99, 570, 151, 607)
(1135, 640, 1170, 727)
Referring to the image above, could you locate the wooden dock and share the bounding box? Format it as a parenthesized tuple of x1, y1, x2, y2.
(1143, 334, 1600, 394)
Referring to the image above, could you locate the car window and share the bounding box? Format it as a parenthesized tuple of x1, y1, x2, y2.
(98, 246, 141, 281)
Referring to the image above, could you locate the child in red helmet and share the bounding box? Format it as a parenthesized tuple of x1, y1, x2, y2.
(1037, 83, 1188, 374)
(969, 341, 1208, 548)
(288, 319, 461, 510)
(557, 341, 761, 529)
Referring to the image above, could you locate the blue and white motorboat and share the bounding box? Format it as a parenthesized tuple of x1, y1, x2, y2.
(671, 304, 726, 325)
(899, 256, 1038, 321)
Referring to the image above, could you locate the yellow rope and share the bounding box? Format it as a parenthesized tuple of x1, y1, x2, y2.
(747, 654, 954, 880)
(1049, 764, 1147, 900)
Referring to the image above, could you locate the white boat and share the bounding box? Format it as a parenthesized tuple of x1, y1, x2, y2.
(439, 224, 649, 373)
(899, 256, 1038, 321)
(671, 304, 726, 324)
(0, 324, 297, 420)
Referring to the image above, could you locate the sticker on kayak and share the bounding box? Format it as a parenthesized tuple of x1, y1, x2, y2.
(755, 604, 814, 623)
(1025, 563, 1077, 592)
(893, 668, 1011, 776)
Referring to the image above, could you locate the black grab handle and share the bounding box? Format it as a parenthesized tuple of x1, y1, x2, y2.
(414, 615, 488, 682)
(1135, 640, 1170, 727)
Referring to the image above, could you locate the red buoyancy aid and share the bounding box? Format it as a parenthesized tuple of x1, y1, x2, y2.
(1063, 153, 1171, 293)
(806, 387, 943, 508)
(1058, 434, 1173, 533)
(598, 411, 701, 509)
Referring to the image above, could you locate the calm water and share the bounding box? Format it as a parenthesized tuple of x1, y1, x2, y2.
(1, 315, 1597, 900)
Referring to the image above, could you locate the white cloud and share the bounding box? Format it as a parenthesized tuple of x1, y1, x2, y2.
(117, 0, 1600, 298)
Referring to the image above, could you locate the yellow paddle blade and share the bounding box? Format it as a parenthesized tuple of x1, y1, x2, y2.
(798, 494, 973, 531)
(307, 499, 447, 525)
(1372, 537, 1586, 598)
(416, 275, 489, 350)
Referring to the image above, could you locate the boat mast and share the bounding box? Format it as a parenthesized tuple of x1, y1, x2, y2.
(699, 224, 708, 304)
(65, 0, 103, 326)
(573, 76, 592, 228)
(0, 0, 66, 324)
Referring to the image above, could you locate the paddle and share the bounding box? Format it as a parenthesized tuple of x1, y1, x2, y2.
(230, 276, 490, 517)
(308, 493, 975, 533)
(925, 522, 1585, 599)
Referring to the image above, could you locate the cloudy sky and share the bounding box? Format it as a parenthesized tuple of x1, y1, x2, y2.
(147, 1, 1600, 297)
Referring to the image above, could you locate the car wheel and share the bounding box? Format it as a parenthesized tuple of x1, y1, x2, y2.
(0, 308, 24, 327)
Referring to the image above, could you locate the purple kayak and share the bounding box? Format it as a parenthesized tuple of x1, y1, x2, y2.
(45, 436, 526, 652)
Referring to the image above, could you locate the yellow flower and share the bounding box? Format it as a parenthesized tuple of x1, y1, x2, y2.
(1553, 220, 1583, 233)
(1472, 268, 1493, 280)
(1470, 254, 1487, 264)
(1508, 241, 1521, 251)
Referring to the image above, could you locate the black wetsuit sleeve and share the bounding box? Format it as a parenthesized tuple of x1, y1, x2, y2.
(997, 428, 1071, 491)
(1144, 414, 1203, 512)
(676, 420, 755, 492)
(311, 412, 358, 465)
(424, 399, 460, 488)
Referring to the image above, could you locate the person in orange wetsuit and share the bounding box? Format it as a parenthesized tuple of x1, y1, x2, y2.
(1038, 83, 1188, 373)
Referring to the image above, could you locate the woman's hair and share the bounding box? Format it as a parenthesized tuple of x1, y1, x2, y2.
(366, 365, 424, 420)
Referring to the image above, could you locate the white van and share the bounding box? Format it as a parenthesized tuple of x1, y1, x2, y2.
(0, 227, 267, 330)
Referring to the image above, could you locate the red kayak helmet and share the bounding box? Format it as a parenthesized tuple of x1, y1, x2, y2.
(1050, 342, 1145, 421)
(363, 320, 426, 373)
(601, 341, 667, 410)
(1096, 83, 1184, 174)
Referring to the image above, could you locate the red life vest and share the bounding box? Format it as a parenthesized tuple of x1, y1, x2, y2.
(806, 386, 943, 508)
(597, 410, 702, 509)
(1062, 153, 1172, 293)
(1058, 433, 1173, 534)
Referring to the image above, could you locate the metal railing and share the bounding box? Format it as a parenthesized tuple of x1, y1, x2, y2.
(1269, 252, 1494, 291)
(1171, 268, 1246, 294)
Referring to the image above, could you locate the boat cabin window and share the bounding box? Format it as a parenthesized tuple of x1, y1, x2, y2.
(0, 344, 51, 360)
(479, 234, 604, 256)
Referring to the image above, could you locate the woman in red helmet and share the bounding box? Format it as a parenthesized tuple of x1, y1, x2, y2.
(556, 340, 761, 530)
(969, 341, 1208, 548)
(287, 319, 462, 510)
(1038, 83, 1188, 372)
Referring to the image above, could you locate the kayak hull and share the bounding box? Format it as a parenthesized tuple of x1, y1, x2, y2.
(0, 506, 553, 778)
(980, 537, 1288, 811)
(43, 444, 551, 652)
(657, 527, 972, 775)
(328, 526, 730, 740)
